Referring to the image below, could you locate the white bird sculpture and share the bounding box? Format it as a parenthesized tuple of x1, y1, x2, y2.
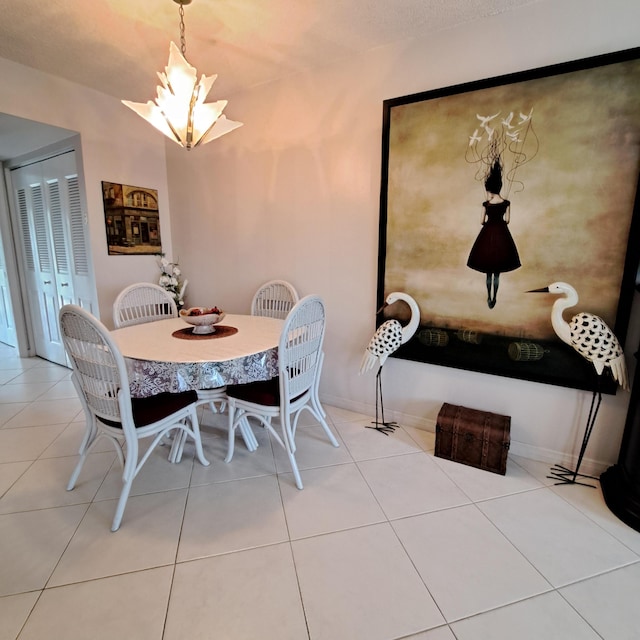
(359, 292, 420, 434)
(529, 281, 629, 485)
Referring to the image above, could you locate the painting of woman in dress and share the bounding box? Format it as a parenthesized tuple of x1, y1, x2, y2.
(467, 158, 520, 308)
(465, 109, 537, 308)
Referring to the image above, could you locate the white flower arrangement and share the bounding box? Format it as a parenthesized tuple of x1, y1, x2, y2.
(158, 256, 187, 309)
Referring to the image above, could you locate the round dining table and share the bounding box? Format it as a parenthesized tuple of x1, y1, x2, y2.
(110, 314, 283, 398)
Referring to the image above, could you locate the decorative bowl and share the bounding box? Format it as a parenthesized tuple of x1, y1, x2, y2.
(179, 307, 226, 334)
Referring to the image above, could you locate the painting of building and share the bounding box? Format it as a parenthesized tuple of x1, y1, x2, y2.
(102, 181, 162, 255)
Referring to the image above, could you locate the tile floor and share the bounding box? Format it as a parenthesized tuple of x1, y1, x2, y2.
(1, 341, 639, 639)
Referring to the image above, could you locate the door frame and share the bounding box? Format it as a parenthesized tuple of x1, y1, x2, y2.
(0, 203, 18, 347)
(2, 134, 97, 358)
(0, 164, 30, 356)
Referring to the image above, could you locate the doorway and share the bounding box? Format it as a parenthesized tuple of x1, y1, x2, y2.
(5, 146, 97, 365)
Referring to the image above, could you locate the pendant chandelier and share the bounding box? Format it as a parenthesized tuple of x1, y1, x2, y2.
(122, 0, 242, 150)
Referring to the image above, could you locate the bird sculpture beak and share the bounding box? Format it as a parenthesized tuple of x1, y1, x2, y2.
(376, 303, 389, 314)
(527, 287, 550, 293)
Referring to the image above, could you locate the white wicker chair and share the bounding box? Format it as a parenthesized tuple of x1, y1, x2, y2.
(226, 295, 339, 488)
(113, 282, 178, 328)
(60, 304, 209, 531)
(250, 280, 299, 320)
(112, 283, 228, 416)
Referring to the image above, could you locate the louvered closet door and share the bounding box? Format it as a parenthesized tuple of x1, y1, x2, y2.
(43, 153, 80, 309)
(12, 151, 91, 365)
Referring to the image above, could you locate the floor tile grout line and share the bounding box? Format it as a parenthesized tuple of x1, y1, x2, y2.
(469, 495, 560, 589)
(554, 562, 640, 640)
(382, 491, 556, 628)
(14, 588, 45, 640)
(555, 595, 607, 640)
(449, 589, 562, 626)
(0, 458, 37, 501)
(39, 501, 92, 593)
(37, 562, 178, 593)
(385, 514, 451, 629)
(465, 488, 640, 609)
(283, 520, 313, 640)
(550, 483, 640, 558)
(571, 556, 640, 584)
(160, 561, 179, 640)
(428, 453, 547, 503)
(5, 440, 118, 582)
(1, 420, 75, 431)
(162, 454, 194, 640)
(468, 483, 558, 506)
(391, 623, 459, 640)
(551, 557, 640, 589)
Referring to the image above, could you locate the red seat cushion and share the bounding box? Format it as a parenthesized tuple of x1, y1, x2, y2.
(98, 390, 198, 429)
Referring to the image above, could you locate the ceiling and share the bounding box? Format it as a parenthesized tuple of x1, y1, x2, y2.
(0, 0, 535, 159)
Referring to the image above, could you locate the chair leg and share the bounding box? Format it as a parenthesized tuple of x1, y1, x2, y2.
(238, 416, 258, 451)
(208, 400, 227, 414)
(226, 404, 238, 463)
(318, 414, 340, 448)
(77, 414, 97, 456)
(168, 414, 210, 467)
(68, 411, 100, 490)
(111, 437, 143, 531)
(226, 410, 259, 462)
(67, 451, 88, 491)
(280, 417, 303, 489)
(68, 432, 125, 490)
(189, 414, 210, 467)
(169, 429, 187, 463)
(301, 405, 339, 449)
(287, 450, 304, 490)
(312, 352, 327, 418)
(111, 475, 134, 532)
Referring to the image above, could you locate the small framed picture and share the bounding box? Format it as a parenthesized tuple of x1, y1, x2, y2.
(102, 181, 162, 255)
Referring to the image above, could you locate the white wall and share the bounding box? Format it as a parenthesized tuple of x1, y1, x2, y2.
(168, 0, 640, 473)
(0, 58, 175, 325)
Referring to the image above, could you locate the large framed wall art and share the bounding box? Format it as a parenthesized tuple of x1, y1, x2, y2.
(377, 47, 640, 393)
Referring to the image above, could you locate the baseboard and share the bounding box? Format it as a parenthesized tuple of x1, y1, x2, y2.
(507, 441, 609, 478)
(320, 393, 609, 477)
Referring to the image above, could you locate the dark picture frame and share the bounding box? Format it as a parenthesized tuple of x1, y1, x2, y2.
(102, 181, 163, 255)
(378, 47, 640, 393)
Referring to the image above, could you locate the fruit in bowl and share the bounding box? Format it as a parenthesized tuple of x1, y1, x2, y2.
(179, 307, 226, 334)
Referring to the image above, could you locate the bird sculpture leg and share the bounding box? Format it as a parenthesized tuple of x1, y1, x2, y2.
(366, 366, 398, 435)
(548, 386, 601, 488)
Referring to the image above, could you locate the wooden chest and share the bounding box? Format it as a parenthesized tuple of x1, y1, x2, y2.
(435, 403, 510, 475)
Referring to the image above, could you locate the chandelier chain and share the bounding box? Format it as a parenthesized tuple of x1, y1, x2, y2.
(178, 3, 187, 56)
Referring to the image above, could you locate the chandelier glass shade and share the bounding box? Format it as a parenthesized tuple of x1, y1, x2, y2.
(122, 2, 242, 150)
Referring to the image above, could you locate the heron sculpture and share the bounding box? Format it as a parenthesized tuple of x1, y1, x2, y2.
(359, 292, 420, 434)
(529, 282, 629, 486)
